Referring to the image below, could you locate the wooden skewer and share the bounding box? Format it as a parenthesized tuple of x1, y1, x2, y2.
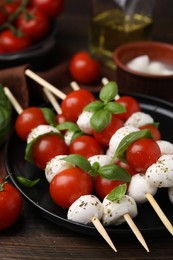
(25, 69, 66, 100)
(101, 77, 109, 85)
(146, 193, 173, 236)
(70, 81, 80, 91)
(123, 213, 149, 252)
(92, 216, 117, 253)
(4, 87, 23, 114)
(43, 88, 62, 114)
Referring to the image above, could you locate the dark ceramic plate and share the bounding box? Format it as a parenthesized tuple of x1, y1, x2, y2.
(5, 92, 173, 239)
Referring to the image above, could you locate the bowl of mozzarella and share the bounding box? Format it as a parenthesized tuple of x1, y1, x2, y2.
(113, 41, 173, 103)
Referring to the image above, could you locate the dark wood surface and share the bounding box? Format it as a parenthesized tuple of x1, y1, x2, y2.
(1, 1, 173, 259)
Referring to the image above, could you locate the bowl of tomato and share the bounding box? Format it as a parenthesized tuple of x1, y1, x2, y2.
(0, 0, 64, 70)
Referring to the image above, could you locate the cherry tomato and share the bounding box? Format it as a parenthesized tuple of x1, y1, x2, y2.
(3, 0, 21, 15)
(31, 0, 64, 17)
(69, 135, 104, 158)
(49, 167, 93, 208)
(116, 96, 141, 122)
(126, 138, 161, 173)
(55, 113, 67, 124)
(93, 114, 124, 146)
(0, 179, 22, 230)
(69, 51, 101, 84)
(0, 29, 31, 53)
(15, 7, 50, 42)
(94, 175, 125, 200)
(140, 124, 161, 141)
(0, 6, 8, 26)
(116, 160, 137, 176)
(15, 107, 47, 141)
(61, 89, 95, 122)
(32, 133, 68, 169)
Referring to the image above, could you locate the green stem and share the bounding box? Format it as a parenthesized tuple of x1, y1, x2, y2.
(0, 176, 8, 191)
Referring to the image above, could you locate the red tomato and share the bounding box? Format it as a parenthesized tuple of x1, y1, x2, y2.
(0, 179, 22, 230)
(49, 167, 93, 208)
(55, 113, 67, 124)
(116, 96, 141, 122)
(126, 138, 161, 173)
(15, 7, 50, 42)
(15, 107, 47, 141)
(3, 0, 21, 15)
(32, 133, 68, 169)
(69, 51, 101, 84)
(93, 114, 124, 146)
(140, 124, 161, 141)
(0, 29, 31, 53)
(0, 6, 8, 26)
(69, 135, 104, 158)
(61, 89, 95, 122)
(31, 0, 64, 17)
(116, 160, 137, 176)
(94, 175, 125, 200)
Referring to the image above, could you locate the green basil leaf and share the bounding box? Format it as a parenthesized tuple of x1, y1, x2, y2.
(90, 110, 112, 132)
(71, 131, 84, 141)
(98, 164, 131, 181)
(84, 101, 104, 112)
(90, 162, 100, 177)
(104, 101, 126, 114)
(57, 122, 80, 131)
(16, 176, 40, 188)
(99, 81, 118, 102)
(62, 154, 92, 172)
(113, 129, 153, 162)
(107, 184, 127, 202)
(40, 107, 56, 126)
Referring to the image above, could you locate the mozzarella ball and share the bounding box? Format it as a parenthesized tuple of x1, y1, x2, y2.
(27, 125, 59, 144)
(156, 140, 173, 155)
(77, 111, 93, 134)
(146, 155, 173, 188)
(126, 55, 150, 73)
(88, 154, 112, 167)
(102, 195, 137, 226)
(124, 112, 154, 128)
(127, 173, 157, 203)
(64, 130, 74, 145)
(45, 155, 75, 183)
(67, 195, 103, 225)
(168, 187, 173, 204)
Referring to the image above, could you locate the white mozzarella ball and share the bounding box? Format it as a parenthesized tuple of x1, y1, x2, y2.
(45, 155, 75, 183)
(124, 111, 154, 128)
(27, 125, 59, 144)
(162, 69, 173, 75)
(102, 195, 137, 226)
(146, 155, 173, 188)
(77, 111, 93, 134)
(126, 55, 150, 73)
(147, 61, 165, 75)
(156, 140, 173, 155)
(109, 126, 139, 155)
(168, 187, 173, 204)
(67, 195, 103, 225)
(127, 174, 157, 203)
(88, 154, 112, 167)
(64, 130, 74, 145)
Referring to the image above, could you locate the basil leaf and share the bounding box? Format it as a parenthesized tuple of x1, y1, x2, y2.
(0, 85, 12, 146)
(17, 176, 40, 188)
(113, 129, 153, 162)
(90, 110, 112, 132)
(99, 81, 118, 102)
(84, 101, 104, 112)
(62, 154, 92, 172)
(71, 131, 84, 141)
(104, 101, 126, 114)
(40, 107, 56, 126)
(57, 122, 80, 131)
(98, 164, 131, 182)
(107, 184, 127, 202)
(90, 162, 100, 177)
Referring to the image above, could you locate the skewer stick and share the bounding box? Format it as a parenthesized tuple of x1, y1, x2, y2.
(123, 213, 149, 252)
(70, 81, 80, 91)
(25, 69, 66, 100)
(101, 77, 109, 85)
(92, 216, 117, 253)
(43, 88, 62, 114)
(146, 193, 173, 236)
(4, 87, 23, 114)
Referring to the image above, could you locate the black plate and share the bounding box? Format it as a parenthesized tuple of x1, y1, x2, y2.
(5, 92, 173, 239)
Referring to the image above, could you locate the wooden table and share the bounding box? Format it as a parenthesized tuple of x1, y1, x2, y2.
(1, 1, 173, 259)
